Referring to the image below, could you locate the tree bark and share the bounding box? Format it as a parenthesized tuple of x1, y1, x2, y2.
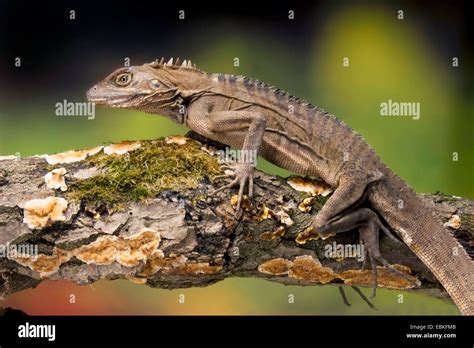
(0, 138, 472, 303)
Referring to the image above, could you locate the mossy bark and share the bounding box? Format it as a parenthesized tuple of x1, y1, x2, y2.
(0, 138, 472, 306)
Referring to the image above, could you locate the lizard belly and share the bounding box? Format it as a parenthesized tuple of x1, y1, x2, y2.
(260, 132, 338, 186)
(185, 110, 338, 186)
(196, 128, 338, 187)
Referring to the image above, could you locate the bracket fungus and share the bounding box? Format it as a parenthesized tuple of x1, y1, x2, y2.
(74, 228, 163, 267)
(258, 256, 420, 289)
(12, 228, 164, 277)
(295, 226, 335, 245)
(258, 258, 293, 275)
(287, 176, 333, 197)
(165, 136, 191, 145)
(140, 254, 222, 277)
(258, 255, 335, 284)
(260, 226, 286, 241)
(103, 141, 141, 155)
(45, 146, 103, 165)
(298, 197, 316, 213)
(23, 197, 68, 229)
(256, 203, 272, 221)
(44, 167, 68, 191)
(288, 255, 336, 284)
(230, 194, 252, 211)
(444, 214, 461, 229)
(12, 248, 72, 278)
(338, 264, 421, 289)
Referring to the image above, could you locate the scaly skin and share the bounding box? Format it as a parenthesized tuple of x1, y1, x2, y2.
(87, 58, 474, 314)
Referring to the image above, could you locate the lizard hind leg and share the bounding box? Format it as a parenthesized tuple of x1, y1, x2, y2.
(312, 207, 418, 298)
(359, 219, 418, 297)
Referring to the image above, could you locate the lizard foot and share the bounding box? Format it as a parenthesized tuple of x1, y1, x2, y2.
(338, 286, 377, 310)
(210, 162, 255, 216)
(350, 286, 377, 310)
(358, 215, 418, 298)
(311, 208, 417, 298)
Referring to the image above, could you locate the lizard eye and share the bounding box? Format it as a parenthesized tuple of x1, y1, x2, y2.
(149, 79, 161, 89)
(115, 73, 132, 86)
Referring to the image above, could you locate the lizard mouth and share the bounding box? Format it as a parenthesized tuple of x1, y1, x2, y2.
(106, 96, 132, 105)
(86, 85, 152, 107)
(86, 86, 133, 106)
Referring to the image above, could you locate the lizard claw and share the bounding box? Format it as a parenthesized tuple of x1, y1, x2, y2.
(210, 163, 255, 216)
(359, 221, 419, 298)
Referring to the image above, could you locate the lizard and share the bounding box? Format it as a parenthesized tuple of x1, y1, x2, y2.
(86, 57, 474, 315)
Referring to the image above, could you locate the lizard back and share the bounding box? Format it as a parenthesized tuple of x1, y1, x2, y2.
(188, 72, 382, 186)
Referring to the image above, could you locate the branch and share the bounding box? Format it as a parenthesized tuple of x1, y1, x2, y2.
(0, 137, 472, 302)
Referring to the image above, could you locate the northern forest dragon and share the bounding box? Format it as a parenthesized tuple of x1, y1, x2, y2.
(87, 58, 474, 315)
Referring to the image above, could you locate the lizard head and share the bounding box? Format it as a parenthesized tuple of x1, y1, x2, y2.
(87, 58, 201, 124)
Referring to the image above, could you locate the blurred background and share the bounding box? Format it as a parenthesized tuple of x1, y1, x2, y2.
(0, 0, 471, 315)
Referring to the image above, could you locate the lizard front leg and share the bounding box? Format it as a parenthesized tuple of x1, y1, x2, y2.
(204, 111, 266, 215)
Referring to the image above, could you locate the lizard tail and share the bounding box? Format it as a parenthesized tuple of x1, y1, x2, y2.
(370, 177, 474, 315)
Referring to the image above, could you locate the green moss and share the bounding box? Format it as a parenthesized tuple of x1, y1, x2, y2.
(313, 194, 329, 209)
(459, 213, 474, 236)
(66, 140, 222, 206)
(431, 191, 459, 203)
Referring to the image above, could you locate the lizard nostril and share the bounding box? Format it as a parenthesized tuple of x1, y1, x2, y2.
(87, 86, 99, 101)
